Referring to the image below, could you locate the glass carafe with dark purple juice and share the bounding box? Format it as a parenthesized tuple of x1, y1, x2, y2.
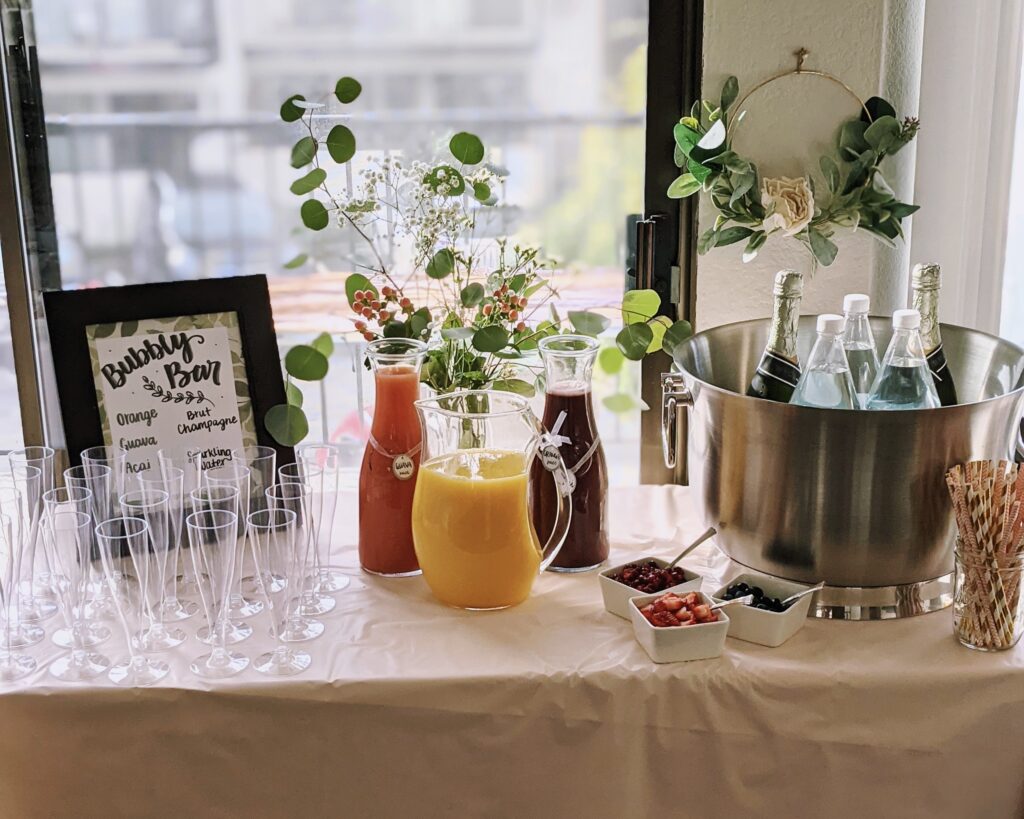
(530, 335, 608, 571)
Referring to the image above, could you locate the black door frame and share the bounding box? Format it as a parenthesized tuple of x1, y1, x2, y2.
(639, 0, 703, 484)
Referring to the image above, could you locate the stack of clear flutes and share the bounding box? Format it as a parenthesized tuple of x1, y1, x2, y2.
(0, 443, 348, 686)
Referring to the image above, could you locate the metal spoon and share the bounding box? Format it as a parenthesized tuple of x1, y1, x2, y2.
(666, 526, 717, 569)
(780, 582, 825, 608)
(710, 593, 754, 612)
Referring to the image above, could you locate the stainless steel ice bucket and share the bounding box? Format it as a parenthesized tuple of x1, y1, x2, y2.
(662, 317, 1024, 619)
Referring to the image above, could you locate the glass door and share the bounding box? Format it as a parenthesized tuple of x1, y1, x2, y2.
(0, 0, 698, 479)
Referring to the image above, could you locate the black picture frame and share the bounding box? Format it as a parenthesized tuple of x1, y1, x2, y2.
(43, 274, 293, 468)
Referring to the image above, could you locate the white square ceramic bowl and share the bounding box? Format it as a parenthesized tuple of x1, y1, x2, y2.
(599, 558, 703, 620)
(711, 572, 817, 647)
(627, 591, 729, 663)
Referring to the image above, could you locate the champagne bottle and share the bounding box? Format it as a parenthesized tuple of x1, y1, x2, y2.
(747, 269, 803, 402)
(911, 263, 958, 406)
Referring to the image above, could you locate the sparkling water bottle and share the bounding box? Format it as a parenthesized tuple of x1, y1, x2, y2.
(790, 314, 858, 410)
(865, 309, 941, 411)
(841, 293, 880, 408)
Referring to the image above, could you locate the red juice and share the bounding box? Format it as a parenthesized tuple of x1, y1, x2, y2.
(530, 387, 609, 571)
(359, 365, 422, 575)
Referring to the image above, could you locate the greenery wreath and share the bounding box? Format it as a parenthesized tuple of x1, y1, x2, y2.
(667, 68, 920, 270)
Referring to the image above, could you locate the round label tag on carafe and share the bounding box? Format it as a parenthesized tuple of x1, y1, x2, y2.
(539, 445, 561, 472)
(392, 455, 415, 480)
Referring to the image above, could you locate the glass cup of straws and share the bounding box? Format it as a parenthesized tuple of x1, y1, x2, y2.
(953, 540, 1024, 651)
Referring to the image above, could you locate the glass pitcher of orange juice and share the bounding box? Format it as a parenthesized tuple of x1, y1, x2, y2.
(412, 390, 573, 610)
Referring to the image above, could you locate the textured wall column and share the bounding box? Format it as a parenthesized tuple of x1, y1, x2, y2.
(695, 0, 926, 329)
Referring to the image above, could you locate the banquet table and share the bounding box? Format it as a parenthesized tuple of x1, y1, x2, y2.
(2, 485, 1023, 819)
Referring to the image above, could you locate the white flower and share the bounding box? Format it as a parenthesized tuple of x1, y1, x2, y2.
(760, 176, 814, 236)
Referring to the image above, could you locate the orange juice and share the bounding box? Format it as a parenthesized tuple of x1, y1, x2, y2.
(412, 449, 542, 609)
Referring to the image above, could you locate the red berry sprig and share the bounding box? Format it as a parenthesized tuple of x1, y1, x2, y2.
(485, 284, 530, 328)
(352, 286, 418, 342)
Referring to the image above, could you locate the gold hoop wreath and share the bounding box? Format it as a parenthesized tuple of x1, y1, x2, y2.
(668, 47, 920, 270)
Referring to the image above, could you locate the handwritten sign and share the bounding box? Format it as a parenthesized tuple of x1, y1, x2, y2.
(86, 311, 257, 474)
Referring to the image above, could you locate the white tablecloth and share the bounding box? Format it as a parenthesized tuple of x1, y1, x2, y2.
(1, 486, 1023, 819)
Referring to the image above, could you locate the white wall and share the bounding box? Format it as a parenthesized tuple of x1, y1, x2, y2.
(695, 0, 925, 330)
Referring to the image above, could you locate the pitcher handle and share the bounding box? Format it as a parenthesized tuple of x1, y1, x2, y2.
(534, 427, 574, 573)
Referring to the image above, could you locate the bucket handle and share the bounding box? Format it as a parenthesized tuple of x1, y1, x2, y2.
(661, 372, 693, 470)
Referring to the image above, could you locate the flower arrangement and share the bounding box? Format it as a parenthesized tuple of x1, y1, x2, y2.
(265, 76, 691, 445)
(667, 74, 920, 269)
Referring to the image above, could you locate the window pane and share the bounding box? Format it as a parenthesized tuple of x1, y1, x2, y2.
(0, 262, 24, 452)
(34, 0, 648, 483)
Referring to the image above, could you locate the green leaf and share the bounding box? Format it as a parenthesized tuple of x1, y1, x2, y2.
(729, 171, 756, 206)
(408, 307, 431, 338)
(290, 136, 317, 168)
(300, 199, 329, 231)
(889, 201, 920, 220)
(311, 332, 334, 358)
(286, 381, 304, 408)
(688, 159, 711, 185)
(460, 283, 485, 307)
(424, 165, 466, 196)
(568, 310, 610, 336)
(509, 273, 527, 293)
(843, 149, 876, 194)
(646, 316, 673, 353)
(265, 404, 309, 447)
(714, 226, 754, 247)
(673, 123, 702, 156)
(440, 327, 475, 341)
(382, 320, 410, 338)
(285, 345, 329, 381)
(472, 182, 491, 202)
(325, 125, 356, 164)
(839, 120, 869, 158)
(597, 345, 625, 375)
(720, 75, 739, 111)
(864, 116, 900, 153)
(449, 132, 485, 165)
(289, 168, 327, 195)
(667, 173, 702, 199)
(345, 273, 377, 307)
(426, 248, 455, 279)
(621, 289, 660, 325)
(280, 94, 306, 123)
(673, 143, 686, 168)
(697, 227, 718, 255)
(808, 229, 839, 267)
(662, 320, 693, 358)
(492, 378, 535, 397)
(820, 155, 840, 194)
(742, 231, 767, 263)
(283, 253, 308, 270)
(603, 393, 640, 414)
(335, 77, 362, 104)
(615, 323, 654, 361)
(862, 96, 896, 123)
(472, 325, 509, 353)
(690, 119, 726, 164)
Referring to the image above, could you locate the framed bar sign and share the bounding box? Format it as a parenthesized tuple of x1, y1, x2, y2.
(44, 275, 292, 471)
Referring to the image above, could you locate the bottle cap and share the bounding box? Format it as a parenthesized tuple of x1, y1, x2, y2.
(912, 263, 941, 291)
(843, 293, 870, 314)
(892, 308, 921, 330)
(773, 269, 803, 298)
(817, 314, 845, 335)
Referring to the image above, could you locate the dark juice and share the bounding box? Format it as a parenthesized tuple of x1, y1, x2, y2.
(530, 388, 608, 571)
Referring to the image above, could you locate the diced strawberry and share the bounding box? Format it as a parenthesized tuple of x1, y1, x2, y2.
(650, 611, 680, 628)
(660, 596, 684, 611)
(692, 604, 711, 620)
(681, 592, 701, 607)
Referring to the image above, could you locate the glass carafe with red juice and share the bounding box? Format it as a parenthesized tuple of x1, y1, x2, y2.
(530, 335, 609, 571)
(359, 338, 427, 576)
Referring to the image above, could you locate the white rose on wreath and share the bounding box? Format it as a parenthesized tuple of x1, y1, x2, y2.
(761, 176, 814, 236)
